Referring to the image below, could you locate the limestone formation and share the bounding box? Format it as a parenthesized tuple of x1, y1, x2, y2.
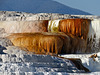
(3, 46, 29, 56)
(0, 54, 88, 73)
(87, 19, 100, 53)
(0, 11, 100, 74)
(64, 33, 87, 54)
(0, 11, 99, 21)
(0, 37, 13, 47)
(48, 20, 60, 32)
(0, 21, 48, 33)
(7, 33, 69, 55)
(0, 37, 13, 54)
(7, 32, 88, 54)
(0, 19, 91, 54)
(0, 12, 99, 54)
(59, 19, 91, 40)
(77, 38, 87, 53)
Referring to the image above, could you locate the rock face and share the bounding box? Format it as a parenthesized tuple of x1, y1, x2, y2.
(0, 21, 48, 33)
(0, 19, 89, 54)
(7, 32, 88, 54)
(0, 13, 99, 54)
(7, 33, 66, 55)
(59, 19, 91, 40)
(87, 19, 100, 53)
(77, 38, 87, 53)
(66, 34, 87, 54)
(48, 19, 91, 42)
(0, 19, 90, 39)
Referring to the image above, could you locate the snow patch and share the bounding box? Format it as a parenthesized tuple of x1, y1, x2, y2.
(61, 53, 100, 72)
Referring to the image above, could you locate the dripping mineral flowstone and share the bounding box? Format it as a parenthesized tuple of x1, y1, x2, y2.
(1, 18, 100, 54)
(7, 32, 88, 55)
(87, 19, 100, 53)
(48, 19, 91, 40)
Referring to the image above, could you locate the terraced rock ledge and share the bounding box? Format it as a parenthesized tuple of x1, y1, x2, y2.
(0, 11, 100, 75)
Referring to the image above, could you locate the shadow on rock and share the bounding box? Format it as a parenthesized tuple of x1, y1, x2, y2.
(0, 45, 7, 54)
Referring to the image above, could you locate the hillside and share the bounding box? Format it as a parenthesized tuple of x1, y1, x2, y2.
(0, 0, 91, 15)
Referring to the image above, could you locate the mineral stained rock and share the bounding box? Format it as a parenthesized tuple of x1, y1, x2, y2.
(7, 33, 66, 55)
(64, 33, 87, 54)
(59, 19, 91, 40)
(7, 32, 87, 54)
